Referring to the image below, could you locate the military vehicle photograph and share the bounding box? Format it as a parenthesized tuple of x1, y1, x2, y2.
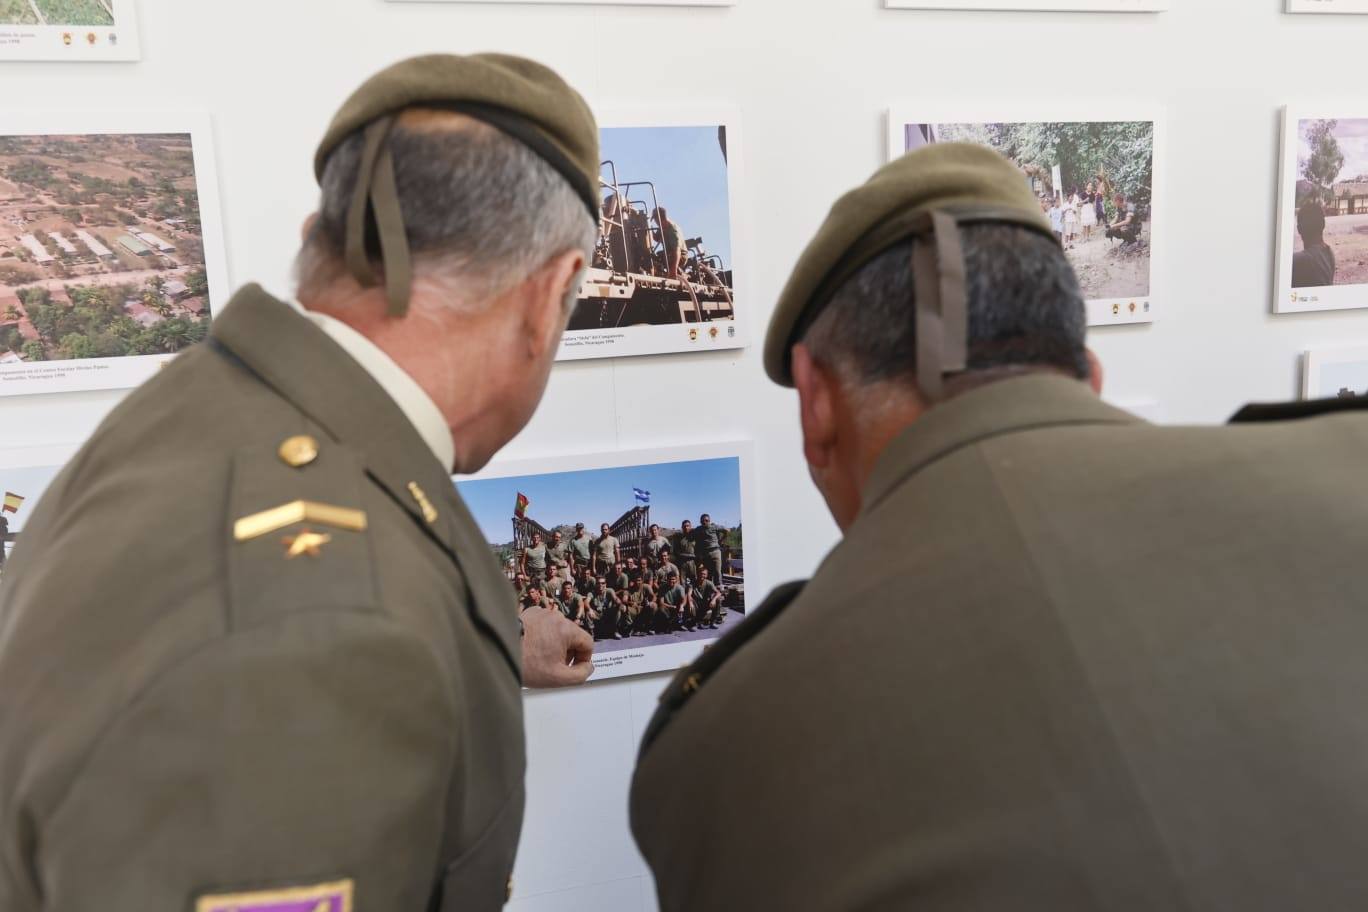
(559, 121, 743, 361)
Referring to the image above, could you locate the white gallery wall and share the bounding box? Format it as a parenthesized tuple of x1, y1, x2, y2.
(1, 0, 1362, 908)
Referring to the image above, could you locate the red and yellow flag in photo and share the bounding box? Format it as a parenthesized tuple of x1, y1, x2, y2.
(2, 492, 23, 515)
(514, 492, 530, 518)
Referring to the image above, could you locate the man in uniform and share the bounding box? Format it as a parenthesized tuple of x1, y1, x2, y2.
(546, 529, 572, 581)
(568, 521, 592, 572)
(645, 522, 670, 564)
(655, 206, 687, 279)
(520, 530, 549, 580)
(653, 546, 681, 591)
(631, 143, 1368, 910)
(592, 521, 619, 577)
(658, 570, 691, 631)
(690, 513, 725, 587)
(691, 565, 722, 630)
(0, 54, 601, 910)
(671, 518, 697, 583)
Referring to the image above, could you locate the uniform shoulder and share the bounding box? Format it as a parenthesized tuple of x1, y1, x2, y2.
(638, 579, 807, 757)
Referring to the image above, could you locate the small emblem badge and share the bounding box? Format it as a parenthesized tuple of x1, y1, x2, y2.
(196, 878, 353, 912)
(688, 328, 699, 342)
(1111, 303, 1120, 315)
(85, 31, 96, 45)
(278, 434, 320, 468)
(408, 481, 439, 524)
(62, 32, 72, 45)
(282, 528, 331, 559)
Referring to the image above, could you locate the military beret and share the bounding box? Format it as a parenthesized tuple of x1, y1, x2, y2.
(314, 53, 600, 317)
(763, 142, 1057, 393)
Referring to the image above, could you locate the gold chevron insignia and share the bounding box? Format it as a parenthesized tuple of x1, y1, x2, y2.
(234, 500, 368, 542)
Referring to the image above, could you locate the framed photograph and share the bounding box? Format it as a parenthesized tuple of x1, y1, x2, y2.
(888, 105, 1162, 327)
(1302, 344, 1368, 399)
(0, 445, 72, 583)
(455, 442, 754, 682)
(1288, 0, 1368, 11)
(1275, 108, 1368, 313)
(885, 0, 1163, 8)
(559, 107, 746, 362)
(0, 111, 229, 397)
(0, 0, 140, 62)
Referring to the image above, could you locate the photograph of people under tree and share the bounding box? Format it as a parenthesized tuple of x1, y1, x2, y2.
(905, 119, 1155, 303)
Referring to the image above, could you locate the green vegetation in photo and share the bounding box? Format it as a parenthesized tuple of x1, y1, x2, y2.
(32, 0, 114, 26)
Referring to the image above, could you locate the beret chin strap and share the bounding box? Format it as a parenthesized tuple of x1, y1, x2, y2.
(912, 211, 969, 402)
(345, 115, 413, 318)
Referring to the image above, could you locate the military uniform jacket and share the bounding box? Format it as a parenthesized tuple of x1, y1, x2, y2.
(0, 285, 525, 911)
(631, 374, 1368, 911)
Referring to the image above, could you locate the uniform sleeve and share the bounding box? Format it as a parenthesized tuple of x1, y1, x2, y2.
(36, 610, 458, 911)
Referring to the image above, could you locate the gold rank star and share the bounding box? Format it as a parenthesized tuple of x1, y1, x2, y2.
(282, 528, 332, 559)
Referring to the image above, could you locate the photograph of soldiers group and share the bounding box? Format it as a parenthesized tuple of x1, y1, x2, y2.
(570, 124, 735, 332)
(457, 455, 746, 661)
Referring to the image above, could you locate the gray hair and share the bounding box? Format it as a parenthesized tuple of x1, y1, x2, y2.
(297, 116, 597, 305)
(802, 224, 1089, 392)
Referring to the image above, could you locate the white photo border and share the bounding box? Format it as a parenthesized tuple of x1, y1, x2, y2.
(886, 101, 1165, 327)
(387, 0, 734, 6)
(885, 0, 1164, 10)
(0, 0, 141, 62)
(557, 104, 748, 363)
(1302, 344, 1368, 399)
(1288, 0, 1368, 12)
(1275, 105, 1368, 314)
(455, 440, 757, 683)
(0, 110, 230, 398)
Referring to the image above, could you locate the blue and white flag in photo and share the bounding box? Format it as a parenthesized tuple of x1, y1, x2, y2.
(633, 487, 651, 504)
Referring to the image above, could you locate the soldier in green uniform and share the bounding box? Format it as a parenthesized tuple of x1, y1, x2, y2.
(658, 571, 691, 631)
(0, 54, 603, 911)
(520, 531, 549, 580)
(612, 561, 630, 592)
(554, 579, 584, 627)
(691, 565, 722, 629)
(653, 547, 681, 590)
(631, 142, 1368, 912)
(671, 518, 698, 583)
(645, 522, 670, 564)
(568, 521, 592, 572)
(593, 522, 619, 577)
(690, 513, 725, 587)
(546, 529, 572, 581)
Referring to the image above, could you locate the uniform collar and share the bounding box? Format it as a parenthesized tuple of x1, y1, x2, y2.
(287, 299, 455, 472)
(861, 373, 1138, 515)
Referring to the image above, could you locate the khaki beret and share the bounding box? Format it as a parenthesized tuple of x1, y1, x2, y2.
(316, 53, 600, 214)
(313, 53, 600, 317)
(763, 142, 1056, 389)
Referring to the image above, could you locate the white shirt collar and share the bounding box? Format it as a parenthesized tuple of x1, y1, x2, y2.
(288, 300, 455, 471)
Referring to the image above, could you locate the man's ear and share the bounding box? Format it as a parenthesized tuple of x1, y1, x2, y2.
(792, 344, 840, 471)
(525, 248, 587, 360)
(1085, 347, 1104, 395)
(300, 212, 319, 243)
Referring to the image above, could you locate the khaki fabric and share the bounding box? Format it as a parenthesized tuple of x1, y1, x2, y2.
(632, 373, 1368, 911)
(0, 286, 523, 911)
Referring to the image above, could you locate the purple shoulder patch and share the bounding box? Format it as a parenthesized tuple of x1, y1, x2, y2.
(195, 878, 353, 912)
